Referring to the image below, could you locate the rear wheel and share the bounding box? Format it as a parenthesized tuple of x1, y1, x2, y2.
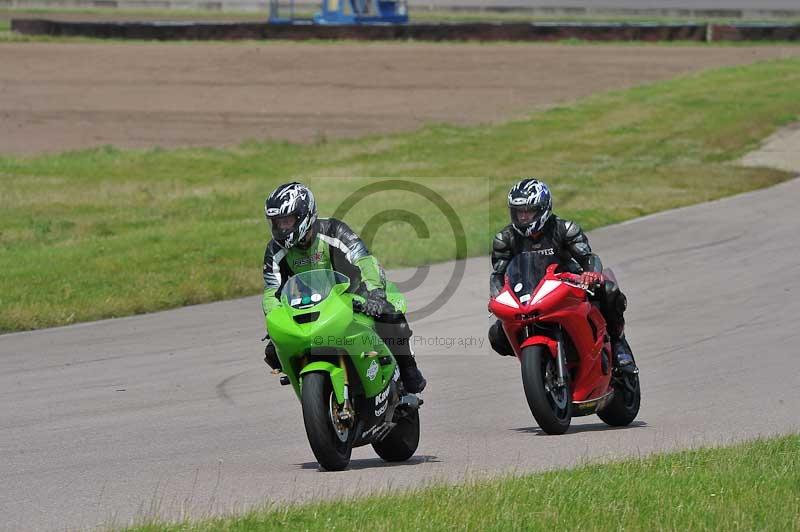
(598, 371, 640, 426)
(301, 372, 353, 471)
(521, 345, 572, 434)
(372, 407, 420, 462)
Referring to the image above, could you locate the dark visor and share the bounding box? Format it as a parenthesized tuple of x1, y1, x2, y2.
(511, 205, 544, 224)
(271, 214, 297, 229)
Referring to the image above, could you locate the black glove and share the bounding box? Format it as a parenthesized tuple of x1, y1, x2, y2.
(364, 289, 387, 318)
(264, 341, 281, 371)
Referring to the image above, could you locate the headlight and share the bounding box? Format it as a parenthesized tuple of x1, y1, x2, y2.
(494, 290, 519, 309)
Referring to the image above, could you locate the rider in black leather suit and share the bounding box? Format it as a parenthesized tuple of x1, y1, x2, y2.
(489, 178, 638, 373)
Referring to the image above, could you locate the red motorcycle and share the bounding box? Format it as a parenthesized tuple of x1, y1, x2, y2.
(489, 252, 640, 434)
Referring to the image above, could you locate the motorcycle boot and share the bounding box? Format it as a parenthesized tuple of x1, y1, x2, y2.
(612, 333, 638, 375)
(601, 282, 638, 374)
(264, 340, 282, 372)
(488, 319, 515, 357)
(375, 319, 427, 394)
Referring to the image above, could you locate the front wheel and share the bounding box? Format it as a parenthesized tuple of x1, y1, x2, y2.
(301, 372, 353, 471)
(598, 371, 641, 426)
(372, 407, 420, 462)
(521, 345, 572, 434)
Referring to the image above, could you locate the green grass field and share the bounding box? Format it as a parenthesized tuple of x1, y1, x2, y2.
(1, 57, 799, 332)
(127, 434, 800, 531)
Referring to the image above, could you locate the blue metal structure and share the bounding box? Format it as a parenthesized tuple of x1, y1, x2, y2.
(269, 0, 407, 24)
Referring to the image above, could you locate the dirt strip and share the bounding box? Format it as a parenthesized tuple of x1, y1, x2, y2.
(1, 42, 798, 155)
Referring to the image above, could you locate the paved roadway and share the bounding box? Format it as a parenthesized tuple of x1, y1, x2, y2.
(2, 178, 800, 530)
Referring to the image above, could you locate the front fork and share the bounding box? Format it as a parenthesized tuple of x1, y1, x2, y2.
(555, 330, 568, 388)
(526, 323, 568, 388)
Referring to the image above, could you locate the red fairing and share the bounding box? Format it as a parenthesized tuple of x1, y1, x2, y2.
(520, 335, 557, 356)
(489, 263, 613, 403)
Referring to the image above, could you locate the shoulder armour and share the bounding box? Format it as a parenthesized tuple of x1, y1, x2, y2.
(563, 219, 583, 239)
(319, 217, 369, 263)
(492, 226, 515, 255)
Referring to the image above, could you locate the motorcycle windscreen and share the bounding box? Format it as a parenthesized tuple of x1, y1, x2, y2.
(504, 251, 561, 302)
(281, 269, 350, 309)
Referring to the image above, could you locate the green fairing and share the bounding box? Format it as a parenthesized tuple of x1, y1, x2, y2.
(266, 270, 406, 404)
(263, 239, 332, 326)
(384, 281, 407, 313)
(300, 362, 345, 404)
(264, 273, 403, 329)
(262, 237, 394, 326)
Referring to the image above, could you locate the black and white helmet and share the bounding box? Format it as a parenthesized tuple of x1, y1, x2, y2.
(508, 178, 553, 237)
(265, 182, 318, 249)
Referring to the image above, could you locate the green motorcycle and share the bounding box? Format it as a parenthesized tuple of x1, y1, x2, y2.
(266, 268, 422, 471)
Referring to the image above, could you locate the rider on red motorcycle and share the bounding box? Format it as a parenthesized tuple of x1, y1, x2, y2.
(488, 178, 638, 374)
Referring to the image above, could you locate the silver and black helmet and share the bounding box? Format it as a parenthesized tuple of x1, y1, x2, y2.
(265, 182, 318, 249)
(508, 178, 552, 237)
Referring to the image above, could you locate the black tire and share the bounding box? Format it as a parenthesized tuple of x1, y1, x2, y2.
(301, 372, 353, 471)
(372, 407, 420, 462)
(521, 345, 572, 435)
(598, 372, 641, 427)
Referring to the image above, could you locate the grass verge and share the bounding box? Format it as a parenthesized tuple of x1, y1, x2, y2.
(127, 434, 800, 531)
(1, 58, 799, 332)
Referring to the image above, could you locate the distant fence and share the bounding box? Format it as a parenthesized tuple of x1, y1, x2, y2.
(1, 0, 273, 11)
(4, 0, 800, 19)
(11, 19, 800, 41)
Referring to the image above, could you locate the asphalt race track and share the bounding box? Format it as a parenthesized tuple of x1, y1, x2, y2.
(2, 179, 800, 530)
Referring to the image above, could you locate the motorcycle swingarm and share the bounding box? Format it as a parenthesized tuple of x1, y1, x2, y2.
(358, 394, 422, 444)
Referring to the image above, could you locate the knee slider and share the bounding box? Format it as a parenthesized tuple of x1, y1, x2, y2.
(396, 320, 412, 340)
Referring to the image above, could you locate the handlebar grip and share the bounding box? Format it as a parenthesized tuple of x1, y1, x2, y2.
(352, 300, 365, 313)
